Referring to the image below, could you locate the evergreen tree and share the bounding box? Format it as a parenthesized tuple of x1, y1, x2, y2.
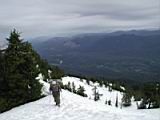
(136, 99, 146, 109)
(0, 30, 43, 112)
(0, 50, 7, 112)
(50, 66, 64, 79)
(86, 79, 90, 85)
(115, 94, 118, 107)
(4, 30, 29, 107)
(92, 86, 101, 101)
(0, 50, 5, 86)
(18, 42, 42, 100)
(142, 82, 160, 109)
(65, 81, 72, 92)
(72, 82, 76, 93)
(38, 59, 50, 81)
(77, 85, 87, 97)
(108, 100, 112, 106)
(121, 93, 131, 107)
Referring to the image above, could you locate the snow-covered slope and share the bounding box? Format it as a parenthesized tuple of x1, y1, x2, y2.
(0, 90, 159, 120)
(0, 76, 159, 120)
(62, 76, 123, 107)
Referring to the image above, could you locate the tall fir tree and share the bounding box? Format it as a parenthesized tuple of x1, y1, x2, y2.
(92, 86, 101, 101)
(77, 85, 87, 97)
(0, 30, 43, 112)
(50, 65, 64, 79)
(115, 94, 118, 107)
(121, 92, 131, 107)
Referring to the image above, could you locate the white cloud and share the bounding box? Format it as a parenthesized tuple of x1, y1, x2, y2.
(0, 0, 159, 43)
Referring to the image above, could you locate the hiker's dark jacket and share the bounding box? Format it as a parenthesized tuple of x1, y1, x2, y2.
(49, 83, 61, 93)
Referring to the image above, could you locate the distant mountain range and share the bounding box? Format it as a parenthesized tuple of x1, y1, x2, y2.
(32, 30, 160, 82)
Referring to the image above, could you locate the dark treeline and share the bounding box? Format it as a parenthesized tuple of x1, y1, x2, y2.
(0, 30, 64, 113)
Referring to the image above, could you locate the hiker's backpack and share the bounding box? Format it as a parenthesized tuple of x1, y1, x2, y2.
(50, 84, 60, 93)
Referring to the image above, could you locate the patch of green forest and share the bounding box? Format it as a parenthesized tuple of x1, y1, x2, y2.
(0, 30, 64, 113)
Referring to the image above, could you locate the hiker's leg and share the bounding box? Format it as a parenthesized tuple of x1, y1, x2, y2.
(52, 93, 56, 103)
(54, 93, 60, 105)
(53, 93, 58, 105)
(57, 92, 60, 105)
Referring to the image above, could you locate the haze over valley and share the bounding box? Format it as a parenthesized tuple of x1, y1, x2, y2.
(32, 30, 160, 82)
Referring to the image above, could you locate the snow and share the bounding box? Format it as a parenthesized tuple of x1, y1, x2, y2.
(0, 76, 159, 120)
(36, 73, 50, 95)
(62, 76, 123, 106)
(120, 86, 125, 91)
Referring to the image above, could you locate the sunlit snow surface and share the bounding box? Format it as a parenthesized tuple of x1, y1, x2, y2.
(0, 76, 159, 120)
(62, 76, 123, 105)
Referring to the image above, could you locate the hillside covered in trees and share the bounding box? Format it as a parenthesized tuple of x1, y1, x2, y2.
(32, 30, 160, 82)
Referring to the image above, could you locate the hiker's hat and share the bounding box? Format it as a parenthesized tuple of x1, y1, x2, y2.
(52, 81, 57, 84)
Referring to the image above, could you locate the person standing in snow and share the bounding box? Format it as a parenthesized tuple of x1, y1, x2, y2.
(49, 80, 61, 106)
